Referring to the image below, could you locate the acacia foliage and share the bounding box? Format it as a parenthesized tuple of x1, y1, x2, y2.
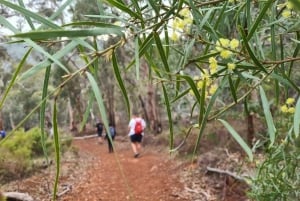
(1, 0, 300, 199)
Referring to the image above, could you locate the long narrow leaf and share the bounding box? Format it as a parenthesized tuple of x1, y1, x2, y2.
(162, 83, 174, 150)
(259, 86, 276, 146)
(39, 65, 51, 163)
(246, 0, 273, 41)
(20, 40, 79, 80)
(86, 72, 110, 132)
(294, 98, 300, 138)
(0, 48, 32, 109)
(171, 88, 190, 103)
(13, 28, 124, 40)
(0, 0, 61, 29)
(193, 76, 227, 155)
(153, 32, 171, 77)
(228, 76, 238, 103)
(112, 52, 131, 116)
(0, 16, 69, 73)
(52, 98, 60, 201)
(219, 119, 253, 161)
(18, 0, 35, 30)
(239, 27, 267, 73)
(105, 0, 142, 20)
(180, 75, 202, 105)
(63, 21, 123, 28)
(135, 37, 140, 80)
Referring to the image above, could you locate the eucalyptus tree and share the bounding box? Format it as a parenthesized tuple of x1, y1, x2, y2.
(1, 0, 300, 200)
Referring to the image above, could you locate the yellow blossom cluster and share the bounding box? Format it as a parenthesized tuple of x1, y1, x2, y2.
(278, 1, 295, 18)
(170, 8, 193, 41)
(280, 98, 295, 114)
(208, 38, 240, 74)
(215, 38, 239, 59)
(189, 69, 218, 98)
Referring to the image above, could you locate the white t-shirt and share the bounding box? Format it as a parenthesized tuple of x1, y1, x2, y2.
(128, 117, 146, 136)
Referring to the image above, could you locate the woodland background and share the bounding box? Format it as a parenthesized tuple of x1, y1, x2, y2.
(1, 0, 300, 200)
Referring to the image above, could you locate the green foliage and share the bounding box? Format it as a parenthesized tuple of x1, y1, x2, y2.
(0, 127, 72, 184)
(249, 143, 300, 201)
(1, 0, 300, 200)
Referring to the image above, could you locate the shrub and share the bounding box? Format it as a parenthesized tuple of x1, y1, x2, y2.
(0, 127, 73, 184)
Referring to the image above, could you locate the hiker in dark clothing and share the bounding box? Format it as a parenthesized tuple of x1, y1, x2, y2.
(105, 123, 116, 153)
(95, 120, 103, 144)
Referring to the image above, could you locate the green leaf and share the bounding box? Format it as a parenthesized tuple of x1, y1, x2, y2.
(259, 86, 276, 146)
(171, 88, 190, 103)
(0, 0, 61, 29)
(180, 75, 202, 106)
(153, 32, 171, 77)
(18, 0, 35, 30)
(294, 98, 300, 138)
(148, 0, 159, 17)
(228, 76, 238, 103)
(135, 37, 140, 80)
(20, 40, 80, 80)
(12, 28, 124, 40)
(219, 119, 253, 162)
(63, 21, 124, 29)
(0, 48, 32, 109)
(193, 76, 227, 155)
(52, 99, 60, 201)
(105, 0, 143, 21)
(162, 83, 174, 150)
(39, 65, 51, 163)
(112, 52, 131, 116)
(86, 72, 110, 133)
(239, 27, 267, 73)
(246, 0, 274, 41)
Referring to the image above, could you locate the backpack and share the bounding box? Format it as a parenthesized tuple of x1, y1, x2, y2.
(134, 119, 143, 135)
(109, 126, 116, 137)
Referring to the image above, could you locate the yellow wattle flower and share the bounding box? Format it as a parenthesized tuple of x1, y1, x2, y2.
(183, 17, 193, 25)
(179, 8, 191, 18)
(219, 38, 230, 48)
(288, 107, 295, 114)
(209, 84, 218, 95)
(281, 105, 288, 113)
(227, 63, 236, 71)
(210, 67, 217, 74)
(209, 57, 217, 64)
(230, 39, 239, 49)
(197, 80, 203, 89)
(220, 50, 232, 59)
(170, 31, 179, 41)
(286, 98, 295, 105)
(282, 10, 291, 18)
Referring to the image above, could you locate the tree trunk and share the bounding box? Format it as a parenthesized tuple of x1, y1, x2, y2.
(68, 98, 78, 134)
(9, 112, 15, 130)
(108, 84, 115, 126)
(246, 90, 259, 146)
(140, 63, 162, 134)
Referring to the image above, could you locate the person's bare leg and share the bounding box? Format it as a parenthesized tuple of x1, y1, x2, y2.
(98, 137, 103, 144)
(136, 143, 142, 154)
(131, 143, 138, 154)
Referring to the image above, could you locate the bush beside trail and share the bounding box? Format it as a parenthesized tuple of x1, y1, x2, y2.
(0, 127, 72, 184)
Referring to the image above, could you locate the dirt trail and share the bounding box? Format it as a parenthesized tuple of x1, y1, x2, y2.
(62, 137, 187, 201)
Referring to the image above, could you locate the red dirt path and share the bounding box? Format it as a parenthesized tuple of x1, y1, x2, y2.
(62, 137, 187, 201)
